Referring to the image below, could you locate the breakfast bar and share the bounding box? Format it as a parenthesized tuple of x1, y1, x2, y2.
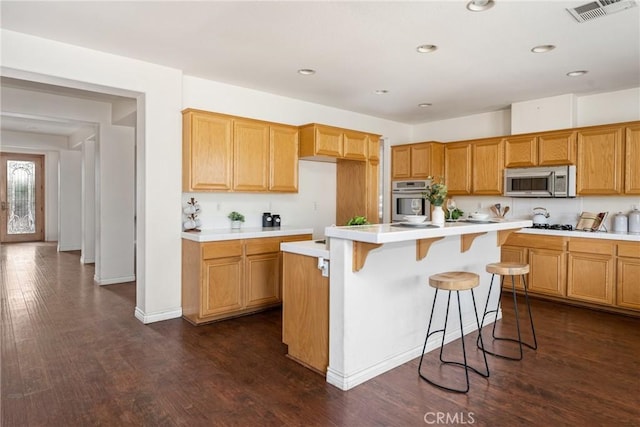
(306, 219, 531, 390)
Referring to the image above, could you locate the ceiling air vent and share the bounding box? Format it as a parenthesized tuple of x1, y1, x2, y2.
(567, 0, 638, 22)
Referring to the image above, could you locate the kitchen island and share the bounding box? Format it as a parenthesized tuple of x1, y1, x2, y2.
(281, 219, 531, 390)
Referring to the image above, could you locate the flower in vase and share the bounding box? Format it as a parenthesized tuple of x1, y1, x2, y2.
(422, 176, 447, 207)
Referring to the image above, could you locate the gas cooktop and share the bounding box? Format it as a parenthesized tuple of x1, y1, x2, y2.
(530, 224, 574, 231)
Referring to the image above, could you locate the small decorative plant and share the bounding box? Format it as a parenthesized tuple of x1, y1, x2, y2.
(447, 207, 465, 220)
(228, 211, 245, 222)
(423, 176, 447, 207)
(346, 215, 369, 226)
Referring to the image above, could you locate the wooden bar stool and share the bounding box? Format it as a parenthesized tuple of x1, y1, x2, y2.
(477, 262, 538, 361)
(418, 271, 489, 393)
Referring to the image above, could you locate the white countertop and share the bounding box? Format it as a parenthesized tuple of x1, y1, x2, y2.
(181, 226, 313, 242)
(518, 227, 640, 242)
(324, 219, 533, 244)
(280, 240, 330, 259)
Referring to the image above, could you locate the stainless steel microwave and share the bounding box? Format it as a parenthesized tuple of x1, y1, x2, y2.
(504, 165, 576, 198)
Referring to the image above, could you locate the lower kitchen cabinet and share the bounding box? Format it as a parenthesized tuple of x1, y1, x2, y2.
(567, 238, 615, 305)
(500, 245, 527, 290)
(617, 242, 640, 310)
(182, 234, 311, 325)
(502, 234, 639, 316)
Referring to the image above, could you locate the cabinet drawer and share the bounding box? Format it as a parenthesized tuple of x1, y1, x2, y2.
(618, 242, 640, 258)
(245, 237, 281, 255)
(505, 233, 567, 250)
(202, 241, 243, 260)
(568, 238, 614, 256)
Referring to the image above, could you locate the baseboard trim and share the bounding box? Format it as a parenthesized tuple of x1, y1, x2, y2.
(57, 244, 81, 252)
(94, 275, 136, 285)
(326, 311, 498, 391)
(134, 306, 183, 324)
(80, 256, 95, 264)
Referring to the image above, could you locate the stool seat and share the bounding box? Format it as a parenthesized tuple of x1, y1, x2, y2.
(429, 271, 479, 291)
(486, 262, 529, 276)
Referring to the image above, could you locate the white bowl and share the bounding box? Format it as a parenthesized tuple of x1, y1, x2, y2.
(404, 215, 427, 224)
(470, 212, 490, 220)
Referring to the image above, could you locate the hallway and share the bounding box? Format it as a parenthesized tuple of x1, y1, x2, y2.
(1, 242, 639, 426)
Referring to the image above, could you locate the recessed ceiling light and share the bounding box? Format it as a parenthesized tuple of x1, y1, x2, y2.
(466, 0, 495, 12)
(531, 44, 556, 53)
(418, 103, 432, 108)
(566, 70, 588, 77)
(374, 89, 389, 95)
(297, 68, 316, 75)
(416, 44, 438, 53)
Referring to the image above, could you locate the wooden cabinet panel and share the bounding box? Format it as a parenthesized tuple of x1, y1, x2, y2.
(299, 124, 343, 159)
(336, 159, 367, 225)
(528, 248, 566, 297)
(391, 145, 411, 180)
(500, 245, 527, 290)
(617, 257, 640, 310)
(245, 252, 280, 308)
(472, 138, 503, 195)
(282, 252, 329, 374)
(202, 256, 244, 317)
(576, 126, 623, 195)
(411, 144, 432, 178)
(368, 135, 380, 161)
(343, 130, 368, 161)
(366, 159, 380, 224)
(445, 142, 472, 195)
(183, 111, 233, 191)
(504, 135, 537, 167)
(538, 130, 576, 166)
(202, 240, 243, 260)
(567, 252, 614, 305)
(625, 124, 640, 194)
(270, 125, 299, 192)
(233, 119, 270, 191)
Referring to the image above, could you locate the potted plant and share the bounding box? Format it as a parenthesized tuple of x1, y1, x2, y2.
(422, 176, 448, 226)
(228, 211, 245, 229)
(346, 215, 369, 226)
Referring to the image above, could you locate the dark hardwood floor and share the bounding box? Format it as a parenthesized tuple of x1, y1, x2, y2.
(2, 242, 639, 426)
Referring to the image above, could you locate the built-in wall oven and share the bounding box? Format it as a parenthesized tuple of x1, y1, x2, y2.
(392, 180, 431, 222)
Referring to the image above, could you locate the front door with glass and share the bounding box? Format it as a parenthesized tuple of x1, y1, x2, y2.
(0, 153, 45, 243)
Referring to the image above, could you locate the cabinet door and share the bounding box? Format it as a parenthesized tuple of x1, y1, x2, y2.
(504, 135, 537, 167)
(391, 145, 411, 180)
(202, 256, 244, 317)
(528, 248, 566, 297)
(538, 130, 576, 166)
(245, 252, 281, 308)
(183, 111, 232, 191)
(410, 143, 432, 178)
(233, 119, 269, 191)
(336, 159, 367, 226)
(270, 125, 299, 192)
(315, 126, 343, 157)
(617, 257, 640, 310)
(576, 126, 623, 195)
(368, 135, 380, 161)
(343, 130, 368, 161)
(500, 245, 527, 290)
(472, 138, 503, 195)
(567, 253, 615, 305)
(444, 142, 472, 195)
(625, 124, 640, 194)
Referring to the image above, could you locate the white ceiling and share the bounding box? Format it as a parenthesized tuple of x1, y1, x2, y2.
(1, 0, 639, 125)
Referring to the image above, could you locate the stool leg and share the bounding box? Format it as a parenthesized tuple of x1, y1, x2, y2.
(418, 289, 440, 375)
(476, 273, 500, 350)
(470, 288, 490, 379)
(521, 274, 538, 350)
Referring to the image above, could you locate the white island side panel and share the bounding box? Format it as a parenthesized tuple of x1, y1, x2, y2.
(326, 233, 500, 391)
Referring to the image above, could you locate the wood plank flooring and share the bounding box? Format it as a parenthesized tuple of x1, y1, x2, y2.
(2, 242, 639, 426)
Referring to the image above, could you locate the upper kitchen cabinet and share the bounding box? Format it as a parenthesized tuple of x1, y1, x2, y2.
(576, 125, 624, 195)
(504, 130, 576, 167)
(299, 124, 378, 162)
(472, 138, 504, 195)
(183, 110, 233, 191)
(625, 123, 640, 195)
(444, 142, 472, 195)
(182, 109, 298, 193)
(391, 142, 444, 180)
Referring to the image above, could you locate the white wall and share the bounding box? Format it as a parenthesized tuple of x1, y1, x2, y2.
(81, 139, 96, 263)
(57, 150, 82, 251)
(410, 109, 512, 143)
(0, 130, 62, 242)
(182, 75, 411, 236)
(2, 29, 183, 324)
(577, 87, 640, 127)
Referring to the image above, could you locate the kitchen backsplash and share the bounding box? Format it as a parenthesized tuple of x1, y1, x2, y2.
(450, 195, 640, 231)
